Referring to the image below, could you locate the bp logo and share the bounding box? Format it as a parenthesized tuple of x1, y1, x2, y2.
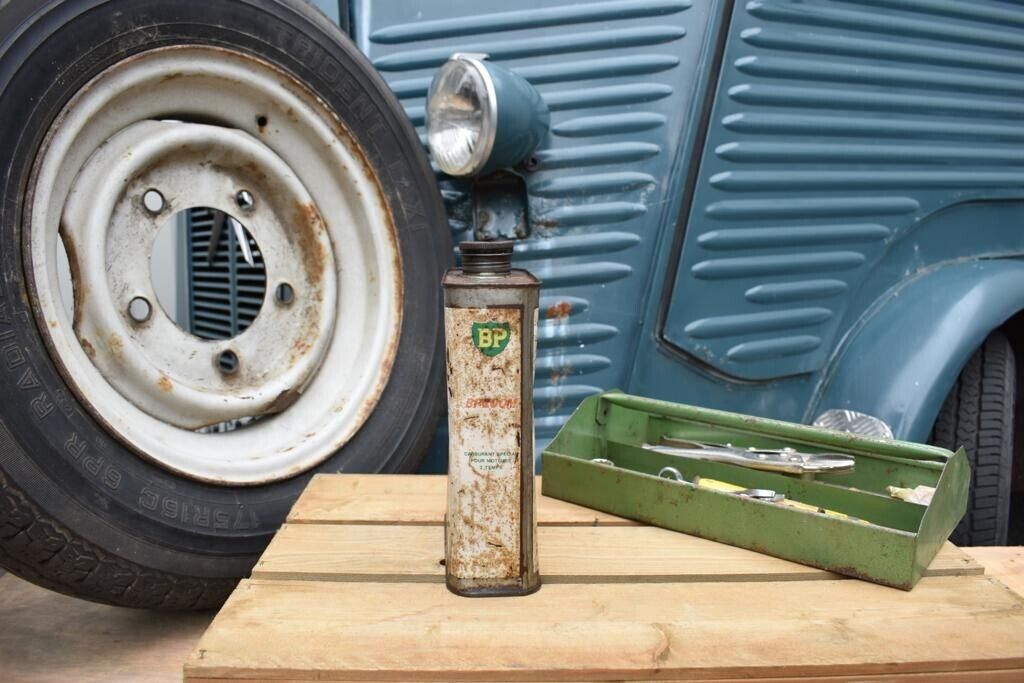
(472, 322, 511, 357)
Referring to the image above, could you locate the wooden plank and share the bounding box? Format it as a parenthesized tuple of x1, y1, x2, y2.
(252, 523, 982, 584)
(184, 576, 1024, 682)
(187, 673, 1024, 683)
(287, 474, 637, 526)
(963, 547, 1024, 597)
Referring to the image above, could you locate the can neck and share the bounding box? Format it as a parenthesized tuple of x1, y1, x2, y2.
(460, 240, 513, 275)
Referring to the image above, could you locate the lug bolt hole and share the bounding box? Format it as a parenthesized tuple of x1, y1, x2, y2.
(236, 190, 255, 212)
(275, 282, 294, 306)
(142, 189, 165, 214)
(127, 296, 152, 324)
(218, 350, 240, 376)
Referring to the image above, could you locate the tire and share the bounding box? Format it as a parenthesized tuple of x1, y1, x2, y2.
(0, 0, 449, 609)
(931, 332, 1017, 546)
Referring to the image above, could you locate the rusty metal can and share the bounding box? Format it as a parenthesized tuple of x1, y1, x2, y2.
(442, 240, 540, 597)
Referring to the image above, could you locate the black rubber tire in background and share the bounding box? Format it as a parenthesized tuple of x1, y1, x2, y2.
(0, 0, 449, 609)
(931, 332, 1017, 546)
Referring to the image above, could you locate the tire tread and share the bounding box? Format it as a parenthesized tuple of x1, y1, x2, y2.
(931, 332, 1015, 546)
(0, 0, 446, 610)
(0, 468, 235, 609)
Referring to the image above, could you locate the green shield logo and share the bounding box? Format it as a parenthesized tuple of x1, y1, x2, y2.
(471, 322, 512, 357)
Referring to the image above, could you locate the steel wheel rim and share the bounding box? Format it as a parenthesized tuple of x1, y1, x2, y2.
(26, 46, 403, 485)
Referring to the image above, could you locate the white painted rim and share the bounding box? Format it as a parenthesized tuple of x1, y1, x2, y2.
(27, 46, 403, 485)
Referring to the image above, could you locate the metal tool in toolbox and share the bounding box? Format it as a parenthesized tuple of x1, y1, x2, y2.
(655, 466, 853, 519)
(542, 391, 969, 590)
(644, 438, 855, 475)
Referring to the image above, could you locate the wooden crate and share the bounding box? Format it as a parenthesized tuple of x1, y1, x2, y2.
(185, 475, 1024, 682)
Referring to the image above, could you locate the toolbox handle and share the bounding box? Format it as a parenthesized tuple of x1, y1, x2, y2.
(599, 392, 951, 463)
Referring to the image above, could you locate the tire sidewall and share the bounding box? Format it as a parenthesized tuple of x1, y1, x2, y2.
(0, 0, 447, 578)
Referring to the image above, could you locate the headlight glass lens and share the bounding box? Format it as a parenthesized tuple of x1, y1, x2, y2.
(426, 57, 495, 176)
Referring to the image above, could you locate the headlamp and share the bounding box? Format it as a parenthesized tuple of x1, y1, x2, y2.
(426, 53, 548, 177)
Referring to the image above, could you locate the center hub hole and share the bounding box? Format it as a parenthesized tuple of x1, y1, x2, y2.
(152, 206, 267, 341)
(217, 349, 240, 375)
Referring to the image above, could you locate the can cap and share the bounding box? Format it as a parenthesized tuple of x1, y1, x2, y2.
(459, 240, 513, 275)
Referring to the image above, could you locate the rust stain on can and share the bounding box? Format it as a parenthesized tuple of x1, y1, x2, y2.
(445, 305, 524, 582)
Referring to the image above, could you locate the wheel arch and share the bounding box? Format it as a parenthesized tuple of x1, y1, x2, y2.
(809, 258, 1024, 443)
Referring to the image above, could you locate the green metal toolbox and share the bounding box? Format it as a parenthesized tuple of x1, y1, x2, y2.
(541, 392, 969, 589)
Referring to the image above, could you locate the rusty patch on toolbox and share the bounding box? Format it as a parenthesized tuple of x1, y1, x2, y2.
(829, 564, 908, 590)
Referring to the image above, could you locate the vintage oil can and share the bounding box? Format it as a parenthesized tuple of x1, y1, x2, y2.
(442, 240, 540, 597)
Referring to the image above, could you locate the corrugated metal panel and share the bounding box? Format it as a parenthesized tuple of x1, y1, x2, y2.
(186, 208, 266, 341)
(360, 0, 713, 439)
(664, 0, 1024, 380)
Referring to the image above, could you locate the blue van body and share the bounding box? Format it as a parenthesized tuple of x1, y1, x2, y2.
(329, 0, 1024, 467)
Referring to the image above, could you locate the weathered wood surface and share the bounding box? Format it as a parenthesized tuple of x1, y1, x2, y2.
(253, 522, 981, 585)
(287, 474, 636, 526)
(962, 547, 1024, 598)
(186, 475, 1024, 682)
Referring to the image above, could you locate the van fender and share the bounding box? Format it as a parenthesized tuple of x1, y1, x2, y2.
(810, 258, 1024, 443)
